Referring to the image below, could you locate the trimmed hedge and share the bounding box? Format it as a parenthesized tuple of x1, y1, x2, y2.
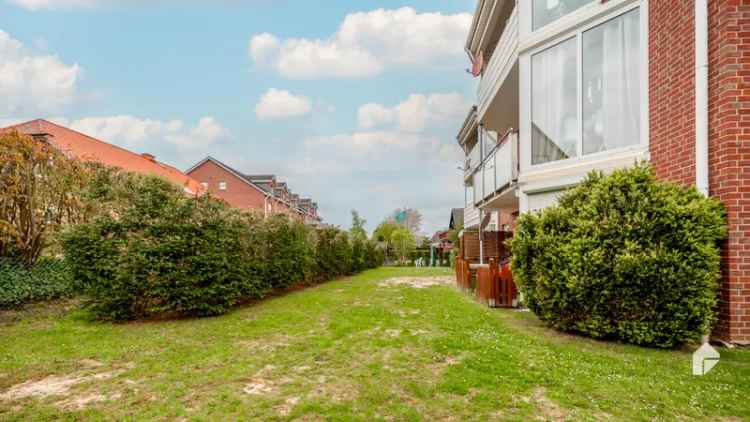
(509, 164, 726, 348)
(62, 174, 383, 320)
(0, 258, 77, 309)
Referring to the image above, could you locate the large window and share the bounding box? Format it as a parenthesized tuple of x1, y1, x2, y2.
(531, 37, 578, 165)
(583, 8, 641, 154)
(533, 0, 596, 30)
(530, 7, 642, 166)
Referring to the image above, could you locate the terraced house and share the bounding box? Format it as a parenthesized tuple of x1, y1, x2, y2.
(186, 157, 321, 224)
(1, 119, 205, 195)
(458, 0, 750, 344)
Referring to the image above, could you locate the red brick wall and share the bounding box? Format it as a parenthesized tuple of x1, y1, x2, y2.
(187, 160, 267, 213)
(649, 1, 696, 187)
(707, 0, 750, 344)
(650, 0, 750, 344)
(187, 160, 307, 222)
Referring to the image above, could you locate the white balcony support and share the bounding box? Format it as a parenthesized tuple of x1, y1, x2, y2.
(477, 4, 519, 120)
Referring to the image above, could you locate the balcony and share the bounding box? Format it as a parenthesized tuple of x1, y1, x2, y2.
(477, 4, 518, 120)
(464, 141, 482, 181)
(471, 129, 519, 211)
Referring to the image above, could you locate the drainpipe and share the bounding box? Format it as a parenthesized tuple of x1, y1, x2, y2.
(695, 0, 709, 197)
(478, 124, 484, 265)
(479, 209, 484, 265)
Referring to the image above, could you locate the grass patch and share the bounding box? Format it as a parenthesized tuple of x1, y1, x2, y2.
(0, 267, 748, 421)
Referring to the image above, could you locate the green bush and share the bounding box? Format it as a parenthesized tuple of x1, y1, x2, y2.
(260, 215, 315, 290)
(62, 176, 255, 320)
(62, 172, 383, 321)
(364, 241, 384, 269)
(509, 164, 726, 348)
(312, 227, 340, 281)
(0, 258, 77, 309)
(350, 237, 366, 274)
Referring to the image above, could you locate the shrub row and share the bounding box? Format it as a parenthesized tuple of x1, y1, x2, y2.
(509, 164, 726, 348)
(62, 175, 383, 320)
(0, 258, 77, 309)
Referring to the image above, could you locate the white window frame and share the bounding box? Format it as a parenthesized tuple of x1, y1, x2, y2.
(518, 0, 648, 174)
(219, 181, 227, 191)
(530, 0, 598, 33)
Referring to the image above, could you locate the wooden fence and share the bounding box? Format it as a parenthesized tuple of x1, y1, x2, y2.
(475, 259, 518, 308)
(455, 258, 472, 290)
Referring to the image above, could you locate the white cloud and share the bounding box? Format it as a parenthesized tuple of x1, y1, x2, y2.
(357, 92, 468, 132)
(165, 117, 228, 149)
(357, 103, 395, 129)
(65, 115, 227, 151)
(7, 0, 97, 10)
(248, 33, 281, 64)
(305, 130, 437, 160)
(249, 7, 472, 79)
(255, 89, 312, 121)
(64, 116, 178, 148)
(0, 30, 82, 115)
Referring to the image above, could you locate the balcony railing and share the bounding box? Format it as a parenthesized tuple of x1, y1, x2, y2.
(471, 129, 519, 206)
(477, 4, 519, 119)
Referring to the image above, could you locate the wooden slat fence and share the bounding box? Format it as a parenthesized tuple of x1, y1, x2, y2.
(473, 258, 519, 308)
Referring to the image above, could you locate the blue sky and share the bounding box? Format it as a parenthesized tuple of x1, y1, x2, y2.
(1, 0, 477, 235)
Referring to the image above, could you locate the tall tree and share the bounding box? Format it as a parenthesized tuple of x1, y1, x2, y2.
(349, 209, 367, 241)
(0, 131, 91, 266)
(392, 208, 423, 236)
(391, 228, 416, 264)
(372, 220, 401, 263)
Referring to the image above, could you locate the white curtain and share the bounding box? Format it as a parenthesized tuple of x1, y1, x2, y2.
(532, 37, 578, 164)
(584, 9, 641, 153)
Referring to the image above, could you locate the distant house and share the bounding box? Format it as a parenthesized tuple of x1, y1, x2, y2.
(429, 230, 453, 266)
(186, 156, 321, 223)
(1, 119, 204, 195)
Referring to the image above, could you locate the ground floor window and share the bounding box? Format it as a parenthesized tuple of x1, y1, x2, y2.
(529, 5, 642, 166)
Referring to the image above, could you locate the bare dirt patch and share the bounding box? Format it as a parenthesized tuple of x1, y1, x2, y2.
(384, 329, 401, 338)
(425, 354, 466, 377)
(276, 396, 301, 416)
(309, 376, 358, 403)
(0, 369, 127, 401)
(519, 388, 569, 422)
(242, 364, 283, 396)
(55, 392, 122, 411)
(79, 359, 105, 369)
(243, 379, 277, 395)
(396, 309, 421, 317)
(237, 336, 291, 354)
(379, 276, 454, 289)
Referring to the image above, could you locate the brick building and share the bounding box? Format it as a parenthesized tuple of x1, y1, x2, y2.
(457, 0, 749, 344)
(2, 119, 204, 195)
(186, 157, 321, 224)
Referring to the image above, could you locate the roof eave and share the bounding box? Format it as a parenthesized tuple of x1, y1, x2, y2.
(457, 106, 478, 146)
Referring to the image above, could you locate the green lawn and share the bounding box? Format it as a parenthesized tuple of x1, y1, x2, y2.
(0, 267, 748, 421)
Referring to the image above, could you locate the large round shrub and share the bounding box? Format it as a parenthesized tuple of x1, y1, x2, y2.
(509, 164, 726, 348)
(62, 176, 257, 320)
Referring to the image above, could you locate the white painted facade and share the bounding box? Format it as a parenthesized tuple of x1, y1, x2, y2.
(459, 0, 649, 215)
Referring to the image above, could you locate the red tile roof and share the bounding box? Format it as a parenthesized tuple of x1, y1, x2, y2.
(2, 119, 205, 195)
